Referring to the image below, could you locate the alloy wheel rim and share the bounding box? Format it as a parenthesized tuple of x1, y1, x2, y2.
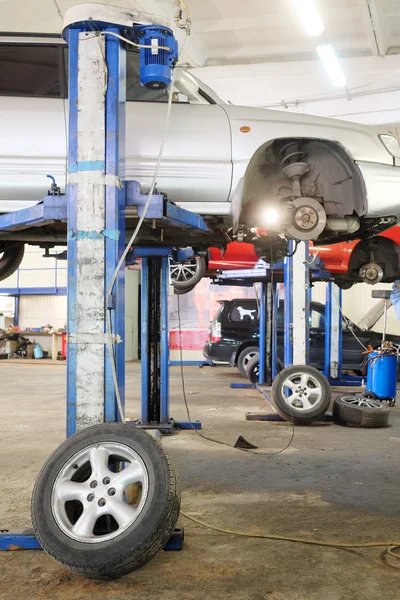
(341, 395, 383, 409)
(244, 351, 258, 369)
(170, 257, 200, 283)
(51, 442, 149, 543)
(281, 372, 323, 411)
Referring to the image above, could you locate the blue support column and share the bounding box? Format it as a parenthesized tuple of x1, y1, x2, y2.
(13, 296, 19, 327)
(337, 286, 343, 377)
(324, 283, 332, 379)
(160, 256, 170, 423)
(258, 282, 266, 384)
(66, 28, 79, 437)
(141, 258, 150, 424)
(257, 281, 273, 386)
(104, 28, 126, 423)
(283, 242, 293, 367)
(65, 24, 126, 436)
(272, 283, 279, 379)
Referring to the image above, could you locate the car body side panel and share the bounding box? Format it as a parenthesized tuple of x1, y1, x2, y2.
(207, 235, 400, 276)
(222, 104, 400, 219)
(356, 161, 400, 218)
(0, 97, 66, 209)
(125, 103, 232, 207)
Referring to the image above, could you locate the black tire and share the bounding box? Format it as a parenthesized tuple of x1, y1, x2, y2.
(0, 242, 24, 281)
(246, 355, 284, 384)
(247, 353, 259, 383)
(333, 395, 390, 428)
(271, 365, 331, 424)
(170, 256, 206, 293)
(31, 423, 180, 579)
(237, 345, 259, 378)
(174, 284, 196, 296)
(334, 278, 354, 291)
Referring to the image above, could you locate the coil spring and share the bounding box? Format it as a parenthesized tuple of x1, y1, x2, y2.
(279, 142, 306, 169)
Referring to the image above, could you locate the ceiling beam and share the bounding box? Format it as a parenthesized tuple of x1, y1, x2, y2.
(362, 0, 391, 56)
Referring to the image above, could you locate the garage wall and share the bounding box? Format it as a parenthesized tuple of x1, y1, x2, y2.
(168, 277, 257, 361)
(19, 294, 67, 330)
(312, 281, 400, 336)
(0, 246, 140, 361)
(0, 245, 67, 290)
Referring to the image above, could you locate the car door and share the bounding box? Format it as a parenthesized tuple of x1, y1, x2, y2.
(0, 38, 67, 211)
(125, 52, 232, 213)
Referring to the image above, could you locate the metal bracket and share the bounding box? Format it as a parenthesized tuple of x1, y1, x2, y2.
(0, 528, 184, 551)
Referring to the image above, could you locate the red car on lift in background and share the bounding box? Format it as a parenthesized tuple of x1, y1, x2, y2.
(170, 226, 400, 294)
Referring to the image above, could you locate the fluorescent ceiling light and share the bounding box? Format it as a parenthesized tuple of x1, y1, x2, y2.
(293, 0, 325, 36)
(316, 44, 347, 88)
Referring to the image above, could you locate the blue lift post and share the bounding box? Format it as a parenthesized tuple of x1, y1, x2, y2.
(323, 282, 362, 387)
(0, 5, 208, 554)
(223, 243, 361, 420)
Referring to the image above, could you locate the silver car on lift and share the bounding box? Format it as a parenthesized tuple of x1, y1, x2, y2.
(0, 33, 400, 284)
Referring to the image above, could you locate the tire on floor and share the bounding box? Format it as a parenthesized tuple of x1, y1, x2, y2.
(271, 365, 331, 425)
(333, 395, 390, 428)
(31, 423, 180, 579)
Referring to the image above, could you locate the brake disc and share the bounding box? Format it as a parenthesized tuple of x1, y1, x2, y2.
(284, 197, 327, 241)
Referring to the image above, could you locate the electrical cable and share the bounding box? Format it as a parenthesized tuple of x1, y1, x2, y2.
(285, 241, 299, 258)
(257, 67, 400, 110)
(305, 247, 319, 265)
(332, 286, 368, 351)
(179, 511, 400, 564)
(106, 67, 176, 422)
(97, 30, 173, 52)
(176, 240, 295, 456)
(51, 0, 63, 21)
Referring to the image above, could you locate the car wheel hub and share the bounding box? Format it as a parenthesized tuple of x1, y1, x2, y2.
(51, 442, 149, 544)
(281, 372, 323, 411)
(284, 198, 327, 241)
(359, 262, 384, 285)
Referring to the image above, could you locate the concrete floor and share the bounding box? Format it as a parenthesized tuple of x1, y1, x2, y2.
(1, 362, 400, 600)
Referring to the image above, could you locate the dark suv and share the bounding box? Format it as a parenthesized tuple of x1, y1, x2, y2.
(203, 298, 400, 377)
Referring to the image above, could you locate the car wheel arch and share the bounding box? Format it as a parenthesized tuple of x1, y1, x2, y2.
(347, 236, 400, 281)
(234, 341, 259, 365)
(235, 137, 366, 231)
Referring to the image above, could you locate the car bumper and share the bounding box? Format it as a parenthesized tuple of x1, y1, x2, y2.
(203, 341, 235, 364)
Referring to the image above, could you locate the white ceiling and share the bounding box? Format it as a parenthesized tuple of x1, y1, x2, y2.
(1, 0, 399, 122)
